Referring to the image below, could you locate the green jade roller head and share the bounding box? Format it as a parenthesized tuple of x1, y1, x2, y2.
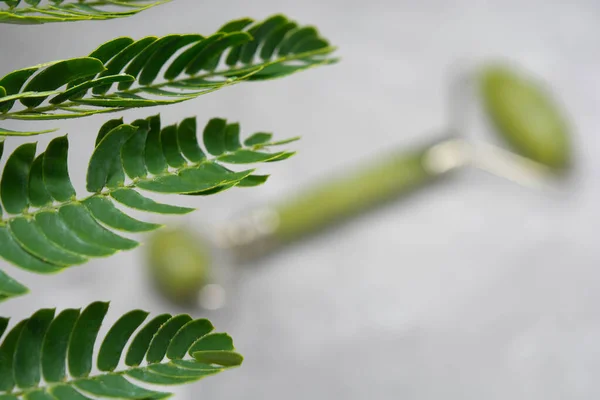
(146, 226, 212, 305)
(146, 63, 573, 307)
(480, 64, 571, 172)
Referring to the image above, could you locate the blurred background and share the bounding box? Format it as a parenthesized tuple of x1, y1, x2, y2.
(2, 0, 600, 398)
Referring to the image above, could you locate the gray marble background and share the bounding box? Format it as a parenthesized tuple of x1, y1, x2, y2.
(2, 0, 600, 398)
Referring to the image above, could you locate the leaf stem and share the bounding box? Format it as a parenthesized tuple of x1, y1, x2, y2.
(2, 0, 168, 15)
(0, 141, 280, 226)
(7, 364, 192, 398)
(0, 47, 337, 122)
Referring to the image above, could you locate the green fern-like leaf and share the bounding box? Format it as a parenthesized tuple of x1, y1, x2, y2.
(0, 114, 297, 301)
(0, 0, 170, 24)
(0, 302, 242, 399)
(0, 14, 337, 134)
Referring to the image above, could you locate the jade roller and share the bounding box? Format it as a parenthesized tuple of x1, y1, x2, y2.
(146, 138, 460, 307)
(146, 63, 572, 307)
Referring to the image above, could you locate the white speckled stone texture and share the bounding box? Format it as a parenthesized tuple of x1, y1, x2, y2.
(1, 0, 600, 398)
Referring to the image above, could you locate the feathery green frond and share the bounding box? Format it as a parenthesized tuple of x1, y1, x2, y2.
(0, 114, 297, 301)
(0, 0, 169, 25)
(0, 14, 337, 133)
(0, 303, 242, 399)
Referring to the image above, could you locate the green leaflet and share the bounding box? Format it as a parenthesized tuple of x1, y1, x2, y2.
(94, 118, 126, 189)
(121, 34, 182, 89)
(171, 359, 223, 371)
(35, 211, 116, 258)
(0, 127, 57, 137)
(266, 152, 296, 162)
(0, 0, 170, 25)
(278, 26, 320, 56)
(88, 37, 136, 65)
(184, 184, 223, 195)
(177, 118, 206, 163)
(0, 318, 8, 338)
(96, 117, 124, 146)
(20, 58, 105, 108)
(97, 310, 149, 372)
(0, 226, 62, 274)
(49, 74, 135, 104)
(0, 139, 2, 218)
(218, 17, 254, 33)
(244, 132, 273, 146)
(65, 37, 135, 92)
(0, 269, 28, 300)
(68, 302, 109, 379)
(43, 136, 76, 202)
(144, 114, 167, 174)
(74, 375, 169, 399)
(163, 40, 206, 79)
(22, 390, 54, 400)
(185, 32, 252, 75)
(146, 315, 192, 363)
(192, 351, 244, 367)
(0, 14, 336, 126)
(146, 363, 217, 378)
(218, 149, 291, 164)
(125, 314, 171, 367)
(42, 309, 80, 383)
(247, 56, 338, 81)
(0, 319, 28, 392)
(8, 217, 87, 266)
(261, 21, 298, 60)
(83, 197, 161, 233)
(86, 124, 137, 192)
(161, 124, 186, 168)
(189, 333, 235, 354)
(237, 174, 270, 187)
(166, 319, 213, 360)
(28, 154, 52, 207)
(49, 385, 93, 400)
(0, 66, 38, 113)
(125, 368, 201, 385)
(0, 305, 240, 399)
(139, 35, 204, 85)
(134, 163, 254, 194)
(240, 15, 288, 64)
(110, 189, 194, 215)
(0, 114, 297, 301)
(203, 118, 227, 155)
(0, 142, 36, 213)
(165, 33, 225, 79)
(13, 309, 55, 389)
(222, 123, 240, 151)
(57, 204, 139, 251)
(93, 36, 159, 94)
(122, 119, 150, 179)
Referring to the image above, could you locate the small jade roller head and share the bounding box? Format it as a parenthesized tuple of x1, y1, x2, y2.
(146, 225, 212, 305)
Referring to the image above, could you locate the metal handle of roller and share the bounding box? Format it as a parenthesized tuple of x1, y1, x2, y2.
(216, 137, 468, 261)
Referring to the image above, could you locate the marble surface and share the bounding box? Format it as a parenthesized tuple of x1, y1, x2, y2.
(2, 0, 600, 398)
